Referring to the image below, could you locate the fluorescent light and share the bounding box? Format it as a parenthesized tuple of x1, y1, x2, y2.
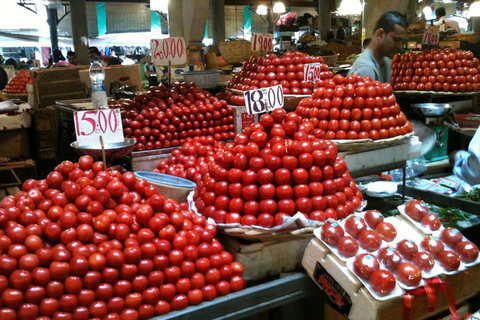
(423, 6, 432, 17)
(150, 0, 168, 13)
(273, 2, 286, 14)
(256, 5, 268, 16)
(469, 2, 480, 17)
(337, 0, 362, 15)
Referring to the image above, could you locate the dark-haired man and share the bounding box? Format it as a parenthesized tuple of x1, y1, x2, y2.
(348, 11, 408, 83)
(434, 7, 460, 33)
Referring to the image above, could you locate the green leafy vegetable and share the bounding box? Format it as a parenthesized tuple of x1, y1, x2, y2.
(457, 189, 480, 202)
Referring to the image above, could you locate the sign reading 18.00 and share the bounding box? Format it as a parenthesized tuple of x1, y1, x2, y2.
(244, 85, 284, 115)
(74, 109, 124, 147)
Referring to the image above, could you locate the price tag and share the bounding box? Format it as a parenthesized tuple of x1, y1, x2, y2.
(251, 33, 273, 52)
(74, 109, 124, 147)
(422, 30, 439, 46)
(243, 85, 284, 115)
(150, 37, 187, 66)
(304, 63, 322, 82)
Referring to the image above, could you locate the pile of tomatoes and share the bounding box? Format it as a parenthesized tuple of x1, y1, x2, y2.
(295, 74, 413, 141)
(120, 82, 235, 151)
(391, 48, 480, 92)
(0, 156, 245, 319)
(192, 108, 363, 227)
(227, 51, 332, 95)
(154, 136, 225, 183)
(4, 70, 32, 94)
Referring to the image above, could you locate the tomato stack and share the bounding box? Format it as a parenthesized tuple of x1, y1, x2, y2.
(121, 82, 235, 151)
(4, 70, 32, 95)
(155, 136, 225, 182)
(192, 108, 364, 227)
(391, 48, 480, 92)
(227, 51, 332, 95)
(0, 156, 245, 319)
(295, 74, 413, 141)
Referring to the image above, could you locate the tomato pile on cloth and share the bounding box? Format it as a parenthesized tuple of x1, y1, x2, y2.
(4, 70, 32, 94)
(391, 48, 480, 92)
(0, 156, 245, 319)
(227, 51, 332, 95)
(120, 82, 235, 151)
(295, 74, 413, 141)
(192, 108, 364, 227)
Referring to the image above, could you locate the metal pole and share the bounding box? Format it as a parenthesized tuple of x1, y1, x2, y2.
(47, 8, 59, 52)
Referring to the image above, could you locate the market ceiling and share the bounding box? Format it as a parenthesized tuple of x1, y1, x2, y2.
(43, 0, 316, 7)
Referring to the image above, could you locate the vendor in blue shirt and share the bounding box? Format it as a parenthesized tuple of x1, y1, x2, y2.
(348, 11, 408, 83)
(452, 128, 480, 186)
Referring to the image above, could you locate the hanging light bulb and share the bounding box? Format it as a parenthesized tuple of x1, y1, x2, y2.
(469, 1, 480, 17)
(256, 5, 268, 16)
(273, 2, 286, 14)
(337, 0, 363, 15)
(150, 0, 169, 13)
(423, 6, 432, 18)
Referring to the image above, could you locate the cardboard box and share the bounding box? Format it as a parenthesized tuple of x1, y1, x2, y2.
(302, 226, 480, 320)
(0, 129, 30, 158)
(79, 65, 143, 96)
(221, 235, 312, 281)
(229, 104, 258, 134)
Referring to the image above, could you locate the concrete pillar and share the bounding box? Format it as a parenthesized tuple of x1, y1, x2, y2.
(182, 0, 209, 47)
(318, 0, 331, 41)
(69, 0, 89, 65)
(406, 0, 418, 25)
(364, 0, 410, 37)
(210, 0, 225, 45)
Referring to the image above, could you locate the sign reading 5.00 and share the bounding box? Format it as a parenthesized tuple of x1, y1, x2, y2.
(304, 63, 322, 82)
(150, 37, 187, 66)
(244, 85, 284, 115)
(74, 109, 124, 147)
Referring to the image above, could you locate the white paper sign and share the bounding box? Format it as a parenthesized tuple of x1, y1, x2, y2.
(304, 63, 322, 82)
(150, 37, 187, 66)
(251, 33, 273, 52)
(243, 85, 284, 115)
(74, 109, 124, 147)
(422, 30, 439, 45)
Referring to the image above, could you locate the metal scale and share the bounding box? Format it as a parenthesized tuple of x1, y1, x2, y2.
(410, 103, 455, 162)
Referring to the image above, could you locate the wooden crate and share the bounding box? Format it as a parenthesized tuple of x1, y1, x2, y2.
(34, 106, 57, 149)
(32, 67, 88, 108)
(0, 129, 31, 159)
(0, 160, 36, 190)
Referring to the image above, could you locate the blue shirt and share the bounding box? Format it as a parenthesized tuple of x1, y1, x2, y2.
(348, 48, 391, 83)
(453, 127, 480, 186)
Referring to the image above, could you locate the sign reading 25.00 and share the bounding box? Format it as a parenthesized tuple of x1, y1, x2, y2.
(150, 37, 187, 66)
(244, 85, 284, 115)
(74, 109, 124, 147)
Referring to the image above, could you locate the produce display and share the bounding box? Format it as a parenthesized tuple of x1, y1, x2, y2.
(317, 212, 480, 298)
(192, 108, 364, 227)
(119, 82, 235, 151)
(3, 70, 32, 95)
(391, 48, 480, 92)
(155, 136, 225, 182)
(227, 51, 332, 94)
(295, 74, 413, 140)
(0, 156, 245, 319)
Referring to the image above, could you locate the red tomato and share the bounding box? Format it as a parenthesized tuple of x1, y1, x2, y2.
(337, 236, 359, 258)
(412, 251, 435, 272)
(377, 246, 402, 271)
(440, 227, 463, 248)
(375, 222, 397, 242)
(320, 222, 344, 246)
(344, 216, 367, 238)
(455, 241, 479, 262)
(370, 269, 396, 295)
(396, 262, 422, 287)
(404, 199, 429, 221)
(353, 253, 380, 279)
(420, 236, 444, 257)
(437, 250, 461, 271)
(396, 239, 418, 260)
(420, 213, 441, 231)
(358, 230, 382, 252)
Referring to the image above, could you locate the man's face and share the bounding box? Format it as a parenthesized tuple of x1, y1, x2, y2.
(379, 24, 406, 59)
(67, 55, 75, 64)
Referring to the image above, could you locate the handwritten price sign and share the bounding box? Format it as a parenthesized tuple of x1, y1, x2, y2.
(251, 33, 273, 52)
(304, 63, 322, 82)
(150, 37, 187, 66)
(244, 85, 284, 115)
(422, 30, 439, 46)
(74, 109, 124, 147)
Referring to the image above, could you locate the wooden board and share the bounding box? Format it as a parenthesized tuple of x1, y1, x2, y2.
(32, 66, 88, 82)
(219, 226, 315, 242)
(34, 106, 57, 149)
(333, 132, 414, 153)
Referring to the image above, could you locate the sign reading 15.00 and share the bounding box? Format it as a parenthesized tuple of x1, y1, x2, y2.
(243, 85, 284, 115)
(74, 109, 124, 147)
(150, 37, 187, 66)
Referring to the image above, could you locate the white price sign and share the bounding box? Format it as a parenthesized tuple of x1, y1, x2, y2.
(422, 30, 439, 46)
(150, 37, 187, 66)
(251, 33, 273, 52)
(74, 109, 124, 147)
(304, 63, 322, 82)
(243, 85, 284, 115)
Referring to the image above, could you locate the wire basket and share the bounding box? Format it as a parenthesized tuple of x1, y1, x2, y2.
(218, 40, 260, 65)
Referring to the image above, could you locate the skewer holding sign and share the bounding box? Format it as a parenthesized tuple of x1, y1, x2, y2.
(150, 37, 187, 87)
